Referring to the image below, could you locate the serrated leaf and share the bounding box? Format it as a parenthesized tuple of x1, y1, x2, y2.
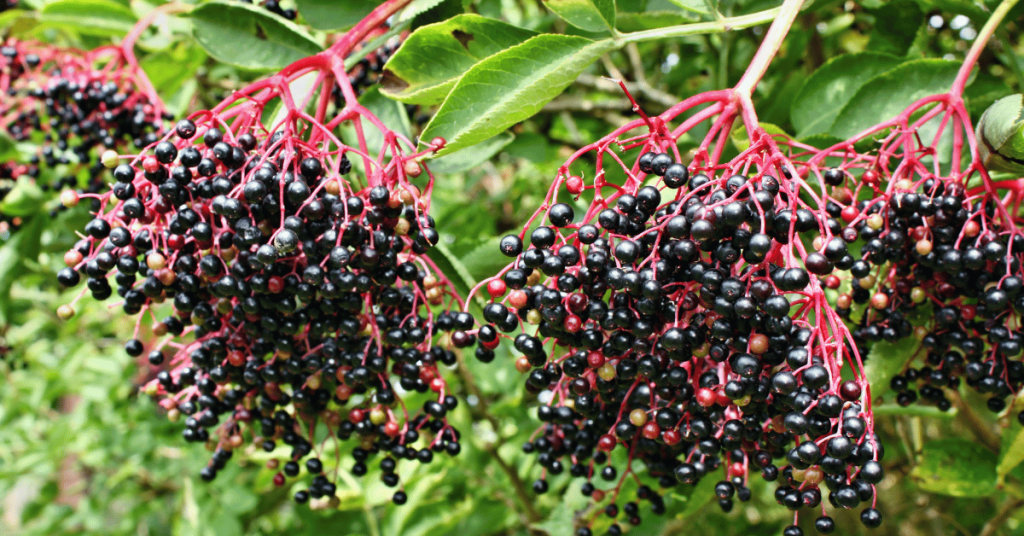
(293, 0, 378, 31)
(40, 0, 135, 36)
(381, 14, 537, 105)
(831, 59, 961, 140)
(427, 132, 514, 174)
(543, 0, 616, 32)
(790, 53, 903, 137)
(910, 439, 997, 497)
(863, 336, 918, 399)
(0, 178, 44, 217)
(976, 94, 1024, 174)
(421, 34, 616, 156)
(190, 0, 321, 71)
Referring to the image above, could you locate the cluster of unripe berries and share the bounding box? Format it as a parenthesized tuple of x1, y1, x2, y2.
(58, 111, 463, 507)
(481, 146, 881, 535)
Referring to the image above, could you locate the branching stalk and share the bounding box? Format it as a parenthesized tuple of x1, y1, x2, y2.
(951, 0, 1023, 97)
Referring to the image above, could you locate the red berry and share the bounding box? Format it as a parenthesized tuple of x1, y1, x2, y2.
(566, 175, 584, 195)
(696, 388, 717, 407)
(487, 280, 506, 298)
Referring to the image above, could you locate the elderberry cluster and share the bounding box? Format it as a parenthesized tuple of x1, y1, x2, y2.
(58, 116, 463, 507)
(482, 149, 882, 535)
(0, 40, 167, 225)
(827, 171, 1024, 416)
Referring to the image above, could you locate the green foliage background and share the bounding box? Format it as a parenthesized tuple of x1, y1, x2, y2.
(2, 0, 1024, 535)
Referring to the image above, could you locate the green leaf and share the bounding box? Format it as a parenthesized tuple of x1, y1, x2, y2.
(139, 42, 208, 98)
(430, 240, 479, 301)
(919, 0, 988, 24)
(664, 0, 710, 14)
(218, 487, 258, 514)
(426, 131, 514, 174)
(830, 59, 961, 140)
(866, 0, 923, 56)
(999, 414, 1024, 479)
(910, 439, 997, 497)
(542, 0, 616, 32)
(0, 178, 45, 217)
(395, 0, 449, 23)
(790, 52, 903, 137)
(798, 133, 846, 150)
(966, 71, 1013, 118)
(731, 122, 788, 152)
(863, 336, 919, 399)
(0, 232, 23, 325)
(293, 0, 378, 31)
(190, 0, 321, 71)
(976, 94, 1024, 174)
(0, 131, 18, 162)
(40, 0, 135, 36)
(614, 10, 699, 31)
(458, 237, 512, 284)
(381, 14, 537, 105)
(616, 0, 648, 10)
(421, 34, 616, 156)
(0, 215, 41, 324)
(671, 475, 717, 519)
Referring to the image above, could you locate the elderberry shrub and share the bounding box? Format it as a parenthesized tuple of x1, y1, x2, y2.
(824, 170, 1024, 416)
(0, 40, 168, 228)
(481, 149, 881, 534)
(58, 117, 463, 507)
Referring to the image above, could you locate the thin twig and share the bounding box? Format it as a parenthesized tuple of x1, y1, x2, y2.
(980, 498, 1024, 536)
(948, 389, 1001, 453)
(574, 74, 677, 108)
(453, 351, 543, 525)
(542, 97, 633, 113)
(623, 43, 679, 107)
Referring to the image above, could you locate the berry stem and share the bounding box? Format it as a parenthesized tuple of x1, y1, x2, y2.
(325, 0, 416, 58)
(733, 0, 805, 97)
(950, 0, 1022, 98)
